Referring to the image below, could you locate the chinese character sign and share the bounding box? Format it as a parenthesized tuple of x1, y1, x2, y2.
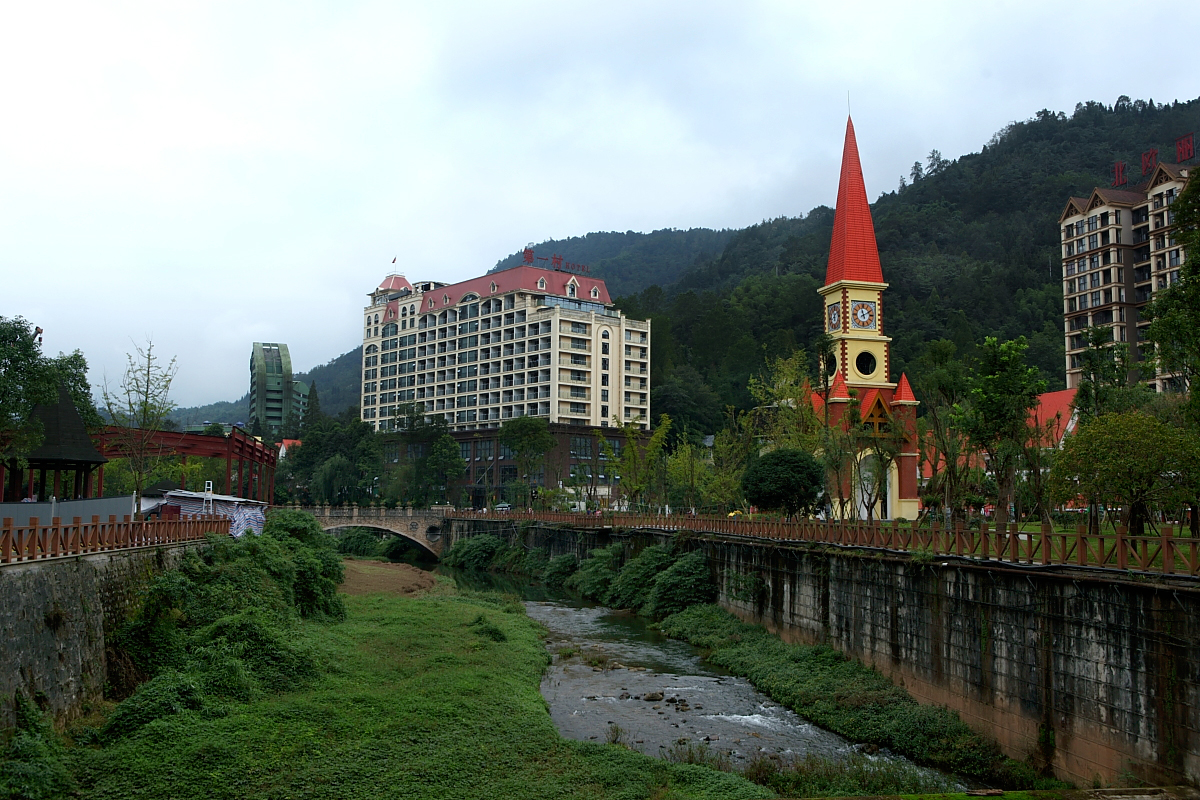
(1141, 148, 1158, 175)
(551, 254, 563, 269)
(1111, 161, 1127, 187)
(522, 248, 534, 264)
(1178, 133, 1195, 163)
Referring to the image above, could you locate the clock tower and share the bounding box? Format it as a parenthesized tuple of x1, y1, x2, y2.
(819, 116, 892, 391)
(812, 116, 921, 521)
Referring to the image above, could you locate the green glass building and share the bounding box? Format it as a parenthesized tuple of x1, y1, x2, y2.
(249, 342, 309, 436)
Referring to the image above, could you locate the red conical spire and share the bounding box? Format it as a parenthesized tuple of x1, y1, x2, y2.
(824, 117, 884, 286)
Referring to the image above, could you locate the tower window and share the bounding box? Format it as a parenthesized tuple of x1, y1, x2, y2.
(855, 351, 877, 377)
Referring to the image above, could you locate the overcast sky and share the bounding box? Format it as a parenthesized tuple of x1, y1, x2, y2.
(3, 1, 1197, 408)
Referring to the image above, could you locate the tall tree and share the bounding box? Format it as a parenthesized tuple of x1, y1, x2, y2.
(425, 433, 465, 504)
(102, 340, 178, 512)
(913, 340, 975, 523)
(498, 416, 557, 505)
(963, 336, 1046, 526)
(1050, 412, 1189, 536)
(1145, 167, 1200, 425)
(741, 448, 823, 517)
(0, 316, 57, 467)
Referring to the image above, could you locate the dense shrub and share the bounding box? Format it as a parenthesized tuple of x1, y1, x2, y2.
(337, 528, 384, 557)
(100, 671, 209, 741)
(564, 543, 623, 600)
(0, 693, 75, 800)
(742, 752, 954, 797)
(442, 534, 507, 571)
(659, 605, 1064, 789)
(541, 553, 578, 587)
(606, 544, 676, 610)
(102, 509, 342, 742)
(644, 551, 716, 618)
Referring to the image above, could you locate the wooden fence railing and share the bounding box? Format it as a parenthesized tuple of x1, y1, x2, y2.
(448, 511, 1200, 578)
(1, 515, 230, 564)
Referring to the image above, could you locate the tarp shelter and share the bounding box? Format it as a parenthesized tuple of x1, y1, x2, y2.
(164, 490, 267, 537)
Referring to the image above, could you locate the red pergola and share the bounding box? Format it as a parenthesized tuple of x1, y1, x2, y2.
(96, 426, 278, 502)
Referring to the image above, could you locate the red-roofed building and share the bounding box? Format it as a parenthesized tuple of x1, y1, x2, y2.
(360, 266, 648, 433)
(1059, 159, 1190, 392)
(806, 117, 921, 520)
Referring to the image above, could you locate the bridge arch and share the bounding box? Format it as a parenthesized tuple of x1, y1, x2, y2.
(322, 522, 441, 559)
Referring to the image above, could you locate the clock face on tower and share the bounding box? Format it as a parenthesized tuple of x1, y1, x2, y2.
(826, 303, 841, 331)
(850, 301, 876, 329)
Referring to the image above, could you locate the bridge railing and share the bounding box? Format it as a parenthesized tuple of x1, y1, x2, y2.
(445, 510, 1200, 578)
(1, 515, 230, 564)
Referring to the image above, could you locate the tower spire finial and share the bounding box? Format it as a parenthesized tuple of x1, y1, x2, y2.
(824, 117, 884, 286)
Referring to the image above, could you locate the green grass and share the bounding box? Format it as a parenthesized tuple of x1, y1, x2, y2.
(658, 606, 1068, 791)
(66, 592, 772, 800)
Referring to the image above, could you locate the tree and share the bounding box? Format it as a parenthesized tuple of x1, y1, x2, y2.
(741, 448, 823, 517)
(425, 433, 465, 504)
(47, 350, 103, 433)
(913, 340, 976, 522)
(1049, 412, 1190, 536)
(498, 416, 557, 505)
(102, 340, 178, 512)
(962, 337, 1046, 526)
(707, 412, 754, 512)
(615, 415, 672, 509)
(202, 423, 226, 437)
(1073, 326, 1149, 421)
(0, 316, 57, 466)
(1145, 168, 1200, 424)
(666, 440, 712, 511)
(748, 348, 820, 452)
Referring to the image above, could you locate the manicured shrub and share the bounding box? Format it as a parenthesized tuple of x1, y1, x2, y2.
(541, 553, 578, 587)
(607, 544, 676, 610)
(644, 551, 716, 618)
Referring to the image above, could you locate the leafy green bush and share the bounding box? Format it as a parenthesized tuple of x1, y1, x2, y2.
(194, 610, 318, 693)
(101, 671, 209, 741)
(541, 553, 578, 587)
(564, 543, 623, 600)
(644, 550, 716, 618)
(336, 528, 384, 557)
(0, 693, 75, 800)
(659, 605, 1065, 789)
(520, 548, 549, 576)
(607, 544, 676, 610)
(442, 534, 507, 571)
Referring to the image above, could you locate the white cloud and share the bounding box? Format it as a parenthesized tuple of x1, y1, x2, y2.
(1, 0, 1196, 405)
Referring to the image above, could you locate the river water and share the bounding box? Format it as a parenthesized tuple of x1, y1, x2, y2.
(440, 569, 961, 785)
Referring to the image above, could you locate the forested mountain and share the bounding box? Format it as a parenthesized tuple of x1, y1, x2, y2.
(175, 97, 1200, 435)
(618, 97, 1200, 433)
(490, 228, 735, 297)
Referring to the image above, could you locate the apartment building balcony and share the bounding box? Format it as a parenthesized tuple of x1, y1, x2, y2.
(559, 387, 590, 400)
(560, 356, 590, 367)
(625, 318, 649, 331)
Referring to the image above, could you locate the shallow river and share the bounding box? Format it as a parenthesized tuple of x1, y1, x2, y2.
(442, 569, 961, 784)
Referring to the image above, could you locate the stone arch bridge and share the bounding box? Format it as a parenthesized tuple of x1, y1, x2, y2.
(299, 506, 450, 556)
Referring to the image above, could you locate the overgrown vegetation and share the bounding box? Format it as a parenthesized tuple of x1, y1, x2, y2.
(59, 572, 768, 798)
(658, 605, 1067, 790)
(0, 694, 75, 800)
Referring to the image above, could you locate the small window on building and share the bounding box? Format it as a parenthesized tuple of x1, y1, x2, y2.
(537, 277, 546, 290)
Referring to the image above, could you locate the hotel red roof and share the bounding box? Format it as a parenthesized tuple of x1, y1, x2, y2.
(378, 274, 413, 292)
(825, 117, 885, 286)
(1030, 388, 1077, 445)
(412, 266, 612, 311)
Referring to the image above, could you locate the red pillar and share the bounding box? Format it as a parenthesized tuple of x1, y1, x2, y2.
(97, 465, 105, 497)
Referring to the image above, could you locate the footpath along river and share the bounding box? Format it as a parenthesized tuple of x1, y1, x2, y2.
(442, 569, 961, 783)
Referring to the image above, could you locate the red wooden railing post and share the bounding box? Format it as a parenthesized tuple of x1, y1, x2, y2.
(1161, 526, 1174, 575)
(1116, 526, 1127, 570)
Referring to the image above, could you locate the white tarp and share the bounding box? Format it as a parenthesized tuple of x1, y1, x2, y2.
(164, 490, 267, 537)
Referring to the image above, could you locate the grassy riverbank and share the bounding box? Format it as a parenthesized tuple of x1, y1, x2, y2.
(658, 606, 1066, 792)
(66, 590, 769, 799)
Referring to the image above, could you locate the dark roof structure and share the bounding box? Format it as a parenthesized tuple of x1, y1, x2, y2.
(25, 384, 107, 466)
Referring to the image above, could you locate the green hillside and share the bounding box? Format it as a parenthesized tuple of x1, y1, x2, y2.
(490, 228, 735, 297)
(621, 97, 1200, 431)
(175, 96, 1200, 434)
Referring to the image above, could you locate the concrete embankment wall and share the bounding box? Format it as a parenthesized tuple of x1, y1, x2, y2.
(706, 540, 1199, 788)
(0, 544, 196, 728)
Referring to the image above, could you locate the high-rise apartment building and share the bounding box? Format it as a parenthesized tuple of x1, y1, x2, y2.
(249, 342, 309, 435)
(1059, 161, 1190, 391)
(360, 268, 650, 432)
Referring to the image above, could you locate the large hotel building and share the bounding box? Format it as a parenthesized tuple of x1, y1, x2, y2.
(1059, 159, 1190, 391)
(359, 267, 650, 432)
